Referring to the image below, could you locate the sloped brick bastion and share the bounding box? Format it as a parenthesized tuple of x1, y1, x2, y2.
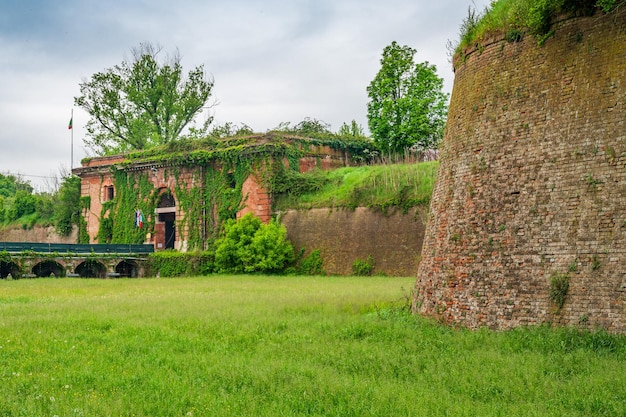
(414, 10, 626, 332)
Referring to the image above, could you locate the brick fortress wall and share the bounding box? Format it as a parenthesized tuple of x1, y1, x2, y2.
(413, 10, 626, 332)
(280, 207, 427, 276)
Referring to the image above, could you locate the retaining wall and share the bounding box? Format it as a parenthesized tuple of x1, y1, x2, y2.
(280, 207, 427, 276)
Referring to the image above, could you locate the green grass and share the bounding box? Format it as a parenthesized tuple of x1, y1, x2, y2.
(1, 276, 625, 416)
(274, 161, 438, 211)
(454, 0, 616, 55)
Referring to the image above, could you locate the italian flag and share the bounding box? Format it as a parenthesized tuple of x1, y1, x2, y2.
(68, 117, 73, 130)
(135, 209, 144, 229)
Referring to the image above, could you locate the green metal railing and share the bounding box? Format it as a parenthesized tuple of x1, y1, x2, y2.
(0, 242, 154, 255)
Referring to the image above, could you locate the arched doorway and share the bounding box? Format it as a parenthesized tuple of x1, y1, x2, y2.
(0, 260, 20, 279)
(32, 260, 66, 277)
(155, 190, 176, 250)
(75, 260, 107, 278)
(115, 260, 138, 278)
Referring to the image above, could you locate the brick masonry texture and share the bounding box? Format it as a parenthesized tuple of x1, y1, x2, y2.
(413, 10, 626, 332)
(0, 225, 77, 244)
(280, 207, 427, 276)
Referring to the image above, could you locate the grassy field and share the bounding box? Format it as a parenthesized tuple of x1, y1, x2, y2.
(1, 276, 625, 416)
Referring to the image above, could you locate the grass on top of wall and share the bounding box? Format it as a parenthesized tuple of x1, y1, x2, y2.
(1, 276, 625, 416)
(453, 0, 617, 56)
(274, 160, 438, 212)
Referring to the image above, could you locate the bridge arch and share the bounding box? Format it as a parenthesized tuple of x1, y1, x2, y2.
(75, 260, 107, 278)
(32, 260, 66, 277)
(0, 260, 21, 279)
(115, 260, 139, 278)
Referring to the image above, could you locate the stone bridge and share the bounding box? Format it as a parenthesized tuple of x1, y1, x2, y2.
(0, 242, 153, 278)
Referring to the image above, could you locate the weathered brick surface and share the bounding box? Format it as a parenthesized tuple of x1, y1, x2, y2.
(0, 225, 77, 243)
(414, 10, 626, 332)
(239, 173, 272, 223)
(280, 207, 427, 276)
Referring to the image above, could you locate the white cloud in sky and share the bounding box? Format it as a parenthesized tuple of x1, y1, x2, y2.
(0, 0, 491, 191)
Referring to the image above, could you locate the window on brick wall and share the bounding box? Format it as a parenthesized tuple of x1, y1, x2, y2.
(104, 185, 115, 201)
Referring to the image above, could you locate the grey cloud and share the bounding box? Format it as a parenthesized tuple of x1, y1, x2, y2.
(0, 0, 491, 189)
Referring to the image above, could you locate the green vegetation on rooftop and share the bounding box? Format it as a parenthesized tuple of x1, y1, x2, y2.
(80, 132, 378, 168)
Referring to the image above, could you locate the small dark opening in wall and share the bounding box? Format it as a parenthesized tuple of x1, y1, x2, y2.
(226, 172, 236, 188)
(510, 191, 520, 195)
(106, 186, 115, 201)
(158, 192, 175, 208)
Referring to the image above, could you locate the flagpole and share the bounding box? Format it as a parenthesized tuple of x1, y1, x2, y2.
(70, 108, 74, 170)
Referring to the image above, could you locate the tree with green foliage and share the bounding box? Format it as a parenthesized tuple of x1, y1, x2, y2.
(7, 190, 36, 221)
(214, 213, 294, 273)
(367, 41, 448, 153)
(54, 175, 82, 236)
(0, 197, 5, 223)
(208, 122, 254, 139)
(75, 43, 215, 155)
(338, 120, 366, 137)
(273, 117, 332, 135)
(0, 173, 32, 198)
(0, 173, 57, 227)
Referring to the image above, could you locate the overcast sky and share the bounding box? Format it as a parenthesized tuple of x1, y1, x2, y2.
(0, 0, 490, 191)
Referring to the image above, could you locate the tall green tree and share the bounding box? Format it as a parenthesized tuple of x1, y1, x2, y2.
(367, 41, 448, 153)
(75, 43, 215, 155)
(53, 175, 82, 236)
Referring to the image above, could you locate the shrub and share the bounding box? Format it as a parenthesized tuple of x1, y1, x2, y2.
(214, 213, 294, 274)
(297, 249, 325, 276)
(148, 251, 215, 277)
(352, 255, 375, 276)
(596, 0, 617, 12)
(247, 219, 295, 273)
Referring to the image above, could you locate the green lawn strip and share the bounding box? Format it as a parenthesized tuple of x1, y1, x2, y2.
(1, 276, 624, 416)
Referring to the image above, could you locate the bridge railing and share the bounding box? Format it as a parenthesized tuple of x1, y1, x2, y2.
(0, 242, 154, 255)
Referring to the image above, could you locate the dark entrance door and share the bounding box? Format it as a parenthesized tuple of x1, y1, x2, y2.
(155, 191, 176, 250)
(164, 213, 176, 249)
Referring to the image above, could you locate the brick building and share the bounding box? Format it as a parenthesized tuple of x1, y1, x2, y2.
(73, 134, 366, 251)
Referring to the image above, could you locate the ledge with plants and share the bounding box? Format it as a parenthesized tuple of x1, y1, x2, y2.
(451, 0, 622, 65)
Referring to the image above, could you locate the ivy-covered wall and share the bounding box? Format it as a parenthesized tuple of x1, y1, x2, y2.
(73, 134, 374, 251)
